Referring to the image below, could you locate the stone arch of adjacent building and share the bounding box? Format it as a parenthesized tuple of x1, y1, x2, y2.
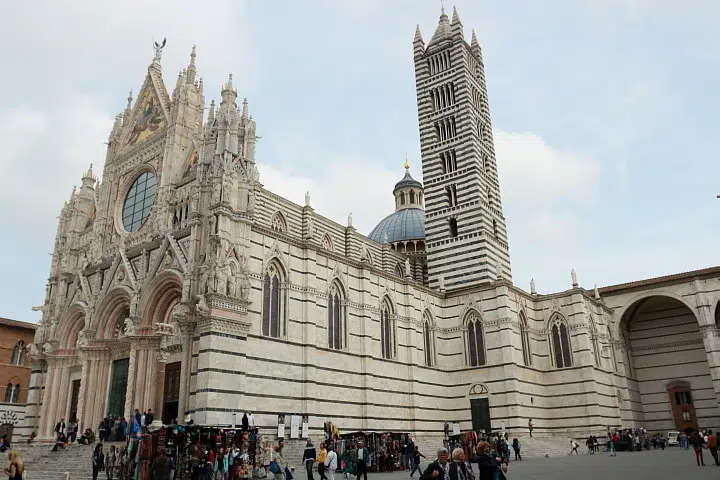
(617, 293, 719, 433)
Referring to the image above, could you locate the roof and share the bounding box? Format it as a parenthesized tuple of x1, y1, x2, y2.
(368, 208, 425, 244)
(598, 266, 720, 296)
(394, 170, 422, 192)
(0, 317, 38, 331)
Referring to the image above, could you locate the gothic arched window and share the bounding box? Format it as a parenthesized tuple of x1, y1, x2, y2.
(423, 311, 435, 367)
(550, 315, 572, 368)
(11, 341, 25, 366)
(3, 384, 11, 403)
(380, 299, 396, 360)
(270, 212, 287, 234)
(327, 282, 345, 350)
(262, 262, 286, 338)
(466, 311, 486, 367)
(519, 312, 532, 366)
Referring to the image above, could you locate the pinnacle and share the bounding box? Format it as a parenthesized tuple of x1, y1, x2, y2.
(414, 24, 424, 43)
(451, 5, 462, 25)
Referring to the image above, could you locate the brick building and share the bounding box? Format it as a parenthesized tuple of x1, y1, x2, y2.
(0, 317, 36, 442)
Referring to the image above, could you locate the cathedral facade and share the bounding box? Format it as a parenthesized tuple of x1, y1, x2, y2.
(26, 8, 720, 443)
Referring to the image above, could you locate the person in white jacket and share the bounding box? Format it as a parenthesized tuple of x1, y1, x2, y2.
(325, 445, 338, 480)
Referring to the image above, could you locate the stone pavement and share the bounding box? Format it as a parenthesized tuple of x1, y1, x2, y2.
(293, 448, 719, 480)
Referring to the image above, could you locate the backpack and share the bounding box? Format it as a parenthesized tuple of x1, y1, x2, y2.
(269, 461, 280, 474)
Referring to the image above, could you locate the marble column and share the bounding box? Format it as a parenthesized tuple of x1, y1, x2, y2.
(75, 357, 90, 429)
(142, 350, 156, 411)
(38, 362, 57, 439)
(123, 341, 138, 419)
(178, 325, 194, 417)
(154, 351, 168, 419)
(41, 360, 64, 439)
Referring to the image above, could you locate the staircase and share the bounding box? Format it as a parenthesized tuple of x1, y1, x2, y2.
(16, 442, 104, 480)
(513, 436, 577, 458)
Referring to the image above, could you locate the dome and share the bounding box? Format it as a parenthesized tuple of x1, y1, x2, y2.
(368, 208, 425, 244)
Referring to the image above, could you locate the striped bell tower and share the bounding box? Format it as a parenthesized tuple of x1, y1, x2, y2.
(414, 6, 512, 291)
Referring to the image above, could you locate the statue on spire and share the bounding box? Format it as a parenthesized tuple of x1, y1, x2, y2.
(153, 37, 167, 65)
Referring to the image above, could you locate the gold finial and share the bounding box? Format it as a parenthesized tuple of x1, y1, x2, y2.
(404, 153, 410, 170)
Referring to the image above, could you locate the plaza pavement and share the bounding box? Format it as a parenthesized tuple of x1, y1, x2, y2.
(293, 447, 720, 480)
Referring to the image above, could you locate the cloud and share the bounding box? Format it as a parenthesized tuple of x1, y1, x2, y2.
(259, 157, 398, 236)
(0, 96, 113, 236)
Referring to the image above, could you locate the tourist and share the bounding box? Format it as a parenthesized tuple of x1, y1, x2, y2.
(405, 437, 415, 470)
(105, 445, 117, 480)
(92, 443, 105, 480)
(356, 440, 370, 480)
(67, 419, 76, 444)
(420, 447, 449, 480)
(608, 436, 616, 457)
(679, 432, 688, 450)
(54, 418, 66, 441)
(271, 439, 288, 480)
(303, 439, 317, 480)
(4, 450, 23, 480)
(0, 438, 6, 453)
(98, 419, 106, 442)
(119, 417, 127, 440)
(317, 442, 328, 480)
(152, 447, 172, 480)
(528, 419, 533, 438)
(325, 444, 338, 480)
(706, 430, 718, 465)
(145, 409, 154, 426)
(448, 448, 473, 480)
(690, 431, 705, 466)
(475, 442, 500, 480)
(409, 445, 426, 478)
(51, 432, 67, 452)
(511, 439, 521, 461)
(140, 411, 147, 428)
(569, 439, 579, 455)
(26, 432, 36, 447)
(214, 446, 232, 480)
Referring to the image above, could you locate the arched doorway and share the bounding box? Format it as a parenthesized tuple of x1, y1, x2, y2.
(0, 423, 13, 443)
(620, 295, 713, 432)
(468, 383, 491, 434)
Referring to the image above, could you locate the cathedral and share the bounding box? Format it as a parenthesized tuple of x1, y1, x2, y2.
(23, 8, 720, 444)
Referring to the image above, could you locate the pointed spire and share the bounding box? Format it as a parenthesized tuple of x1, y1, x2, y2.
(428, 4, 453, 47)
(220, 74, 237, 106)
(208, 100, 216, 123)
(470, 29, 483, 62)
(450, 5, 463, 38)
(83, 164, 94, 181)
(404, 153, 410, 171)
(414, 24, 424, 44)
(126, 90, 133, 110)
(186, 45, 197, 85)
(241, 97, 248, 119)
(451, 5, 462, 26)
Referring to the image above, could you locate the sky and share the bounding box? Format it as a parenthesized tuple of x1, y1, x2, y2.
(1, 0, 719, 322)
